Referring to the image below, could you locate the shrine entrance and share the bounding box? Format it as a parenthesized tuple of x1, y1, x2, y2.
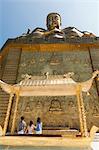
(0, 71, 99, 137)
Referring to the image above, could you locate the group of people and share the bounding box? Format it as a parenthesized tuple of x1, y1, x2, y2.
(18, 116, 42, 135)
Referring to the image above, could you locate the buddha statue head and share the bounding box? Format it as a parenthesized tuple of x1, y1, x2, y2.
(46, 13, 61, 31)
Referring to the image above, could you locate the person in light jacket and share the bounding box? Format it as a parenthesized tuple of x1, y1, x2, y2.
(26, 120, 36, 134)
(36, 117, 42, 134)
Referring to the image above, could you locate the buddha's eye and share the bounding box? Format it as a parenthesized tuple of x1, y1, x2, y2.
(55, 16, 58, 20)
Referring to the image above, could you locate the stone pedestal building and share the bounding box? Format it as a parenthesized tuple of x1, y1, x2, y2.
(0, 13, 99, 132)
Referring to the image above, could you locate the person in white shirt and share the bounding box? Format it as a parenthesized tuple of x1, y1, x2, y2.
(26, 120, 36, 134)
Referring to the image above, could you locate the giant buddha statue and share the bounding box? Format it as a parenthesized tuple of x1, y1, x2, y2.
(18, 12, 95, 40)
(30, 12, 64, 39)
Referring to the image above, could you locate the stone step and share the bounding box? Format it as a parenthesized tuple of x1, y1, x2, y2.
(0, 100, 9, 104)
(0, 101, 9, 104)
(3, 67, 18, 69)
(1, 76, 16, 78)
(0, 111, 8, 116)
(0, 108, 8, 111)
(0, 92, 9, 96)
(4, 62, 18, 64)
(3, 70, 18, 73)
(0, 96, 9, 99)
(2, 70, 17, 73)
(4, 65, 18, 68)
(0, 97, 9, 100)
(3, 67, 18, 70)
(0, 103, 8, 107)
(5, 64, 19, 66)
(0, 102, 8, 106)
(4, 64, 18, 66)
(2, 72, 17, 74)
(2, 73, 17, 76)
(5, 55, 19, 57)
(5, 56, 19, 59)
(2, 77, 17, 79)
(0, 112, 6, 115)
(3, 72, 17, 75)
(0, 94, 9, 97)
(3, 71, 17, 74)
(0, 114, 6, 118)
(7, 53, 20, 56)
(42, 129, 79, 136)
(0, 106, 8, 110)
(0, 100, 9, 103)
(2, 74, 17, 77)
(0, 102, 9, 104)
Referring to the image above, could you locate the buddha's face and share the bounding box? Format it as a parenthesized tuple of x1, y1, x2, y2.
(46, 13, 61, 31)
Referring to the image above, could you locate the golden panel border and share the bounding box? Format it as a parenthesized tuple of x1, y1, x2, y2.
(0, 42, 99, 62)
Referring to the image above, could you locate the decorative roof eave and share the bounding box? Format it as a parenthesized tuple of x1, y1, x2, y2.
(0, 80, 20, 95)
(0, 71, 98, 97)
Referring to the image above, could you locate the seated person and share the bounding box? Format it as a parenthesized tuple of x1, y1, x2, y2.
(18, 116, 26, 134)
(36, 117, 42, 134)
(26, 120, 36, 134)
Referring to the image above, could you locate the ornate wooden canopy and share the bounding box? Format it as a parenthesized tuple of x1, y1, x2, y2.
(0, 71, 99, 96)
(0, 70, 99, 137)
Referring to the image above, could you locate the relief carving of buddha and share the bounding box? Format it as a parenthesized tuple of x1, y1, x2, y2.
(49, 99, 62, 111)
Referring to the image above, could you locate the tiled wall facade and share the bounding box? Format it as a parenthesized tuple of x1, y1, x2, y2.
(9, 49, 99, 130)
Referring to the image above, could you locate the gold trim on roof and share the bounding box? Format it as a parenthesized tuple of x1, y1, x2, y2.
(0, 71, 98, 96)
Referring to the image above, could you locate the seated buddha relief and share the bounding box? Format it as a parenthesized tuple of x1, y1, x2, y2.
(49, 98, 62, 111)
